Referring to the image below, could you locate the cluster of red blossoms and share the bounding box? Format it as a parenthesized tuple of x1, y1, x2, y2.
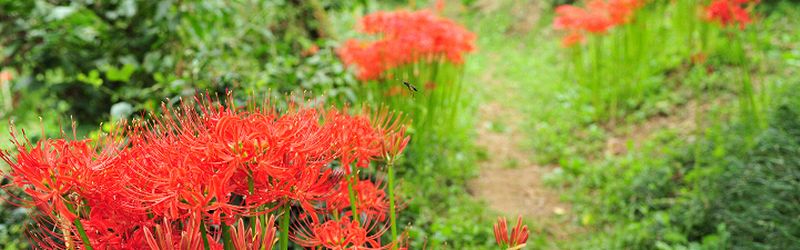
(704, 0, 759, 30)
(553, 0, 644, 47)
(0, 94, 409, 249)
(493, 216, 529, 250)
(338, 10, 476, 80)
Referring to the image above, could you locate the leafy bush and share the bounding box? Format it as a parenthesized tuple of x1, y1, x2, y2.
(0, 0, 358, 128)
(681, 86, 800, 249)
(567, 72, 799, 250)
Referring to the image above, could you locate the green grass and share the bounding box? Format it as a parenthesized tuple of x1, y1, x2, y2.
(456, 0, 800, 249)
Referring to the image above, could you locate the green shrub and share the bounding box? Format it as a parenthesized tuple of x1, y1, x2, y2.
(0, 0, 358, 128)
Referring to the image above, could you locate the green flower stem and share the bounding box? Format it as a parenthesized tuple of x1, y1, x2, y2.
(72, 217, 93, 250)
(201, 220, 211, 250)
(248, 170, 256, 233)
(347, 171, 360, 223)
(65, 202, 93, 250)
(387, 159, 398, 249)
(221, 221, 233, 250)
(280, 204, 291, 250)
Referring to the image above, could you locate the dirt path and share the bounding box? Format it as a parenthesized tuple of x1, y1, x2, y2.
(466, 67, 576, 240)
(460, 0, 581, 241)
(467, 100, 573, 239)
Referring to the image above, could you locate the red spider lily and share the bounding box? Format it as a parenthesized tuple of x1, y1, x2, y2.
(434, 0, 445, 13)
(0, 128, 132, 221)
(338, 10, 476, 80)
(292, 217, 390, 250)
(327, 110, 385, 170)
(553, 0, 644, 47)
(229, 216, 278, 250)
(368, 106, 410, 161)
(143, 217, 221, 250)
(1, 92, 409, 249)
(327, 179, 389, 221)
(0, 129, 150, 249)
(302, 44, 320, 57)
(0, 70, 11, 82)
(494, 216, 529, 250)
(705, 0, 759, 30)
(605, 0, 644, 24)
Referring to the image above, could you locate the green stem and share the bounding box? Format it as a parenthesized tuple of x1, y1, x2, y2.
(347, 171, 360, 223)
(72, 217, 93, 250)
(221, 222, 233, 250)
(201, 220, 211, 250)
(64, 202, 92, 250)
(248, 170, 256, 233)
(387, 160, 398, 249)
(280, 204, 291, 250)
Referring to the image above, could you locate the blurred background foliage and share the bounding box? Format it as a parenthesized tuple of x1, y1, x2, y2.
(0, 0, 358, 139)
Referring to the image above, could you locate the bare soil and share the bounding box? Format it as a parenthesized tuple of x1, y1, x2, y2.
(466, 0, 579, 241)
(466, 56, 577, 239)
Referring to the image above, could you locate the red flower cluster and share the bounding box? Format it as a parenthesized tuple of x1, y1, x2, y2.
(338, 10, 476, 80)
(0, 94, 409, 249)
(705, 0, 759, 30)
(293, 217, 388, 250)
(553, 0, 644, 47)
(493, 216, 529, 249)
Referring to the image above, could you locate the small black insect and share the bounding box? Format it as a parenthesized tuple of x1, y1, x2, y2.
(403, 81, 418, 92)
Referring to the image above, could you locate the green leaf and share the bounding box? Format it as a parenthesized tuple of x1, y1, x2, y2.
(105, 64, 137, 82)
(77, 70, 103, 87)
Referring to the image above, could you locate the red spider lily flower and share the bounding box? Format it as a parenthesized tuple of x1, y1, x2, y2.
(303, 44, 320, 57)
(229, 216, 278, 250)
(326, 110, 384, 170)
(0, 70, 11, 82)
(368, 106, 409, 161)
(605, 0, 644, 24)
(554, 5, 588, 31)
(327, 179, 389, 221)
(126, 100, 338, 223)
(435, 0, 445, 13)
(705, 0, 759, 30)
(553, 0, 644, 47)
(338, 10, 475, 80)
(494, 216, 529, 250)
(292, 217, 390, 250)
(0, 130, 127, 223)
(562, 31, 586, 47)
(1, 92, 409, 249)
(1, 129, 150, 249)
(143, 217, 221, 250)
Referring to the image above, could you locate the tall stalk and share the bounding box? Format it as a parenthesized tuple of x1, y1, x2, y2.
(347, 171, 360, 223)
(201, 220, 211, 250)
(280, 204, 291, 250)
(72, 217, 93, 250)
(221, 221, 233, 250)
(386, 158, 398, 249)
(66, 202, 93, 250)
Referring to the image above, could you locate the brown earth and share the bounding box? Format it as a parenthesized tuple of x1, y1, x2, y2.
(464, 0, 580, 241)
(465, 54, 577, 241)
(467, 100, 575, 240)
